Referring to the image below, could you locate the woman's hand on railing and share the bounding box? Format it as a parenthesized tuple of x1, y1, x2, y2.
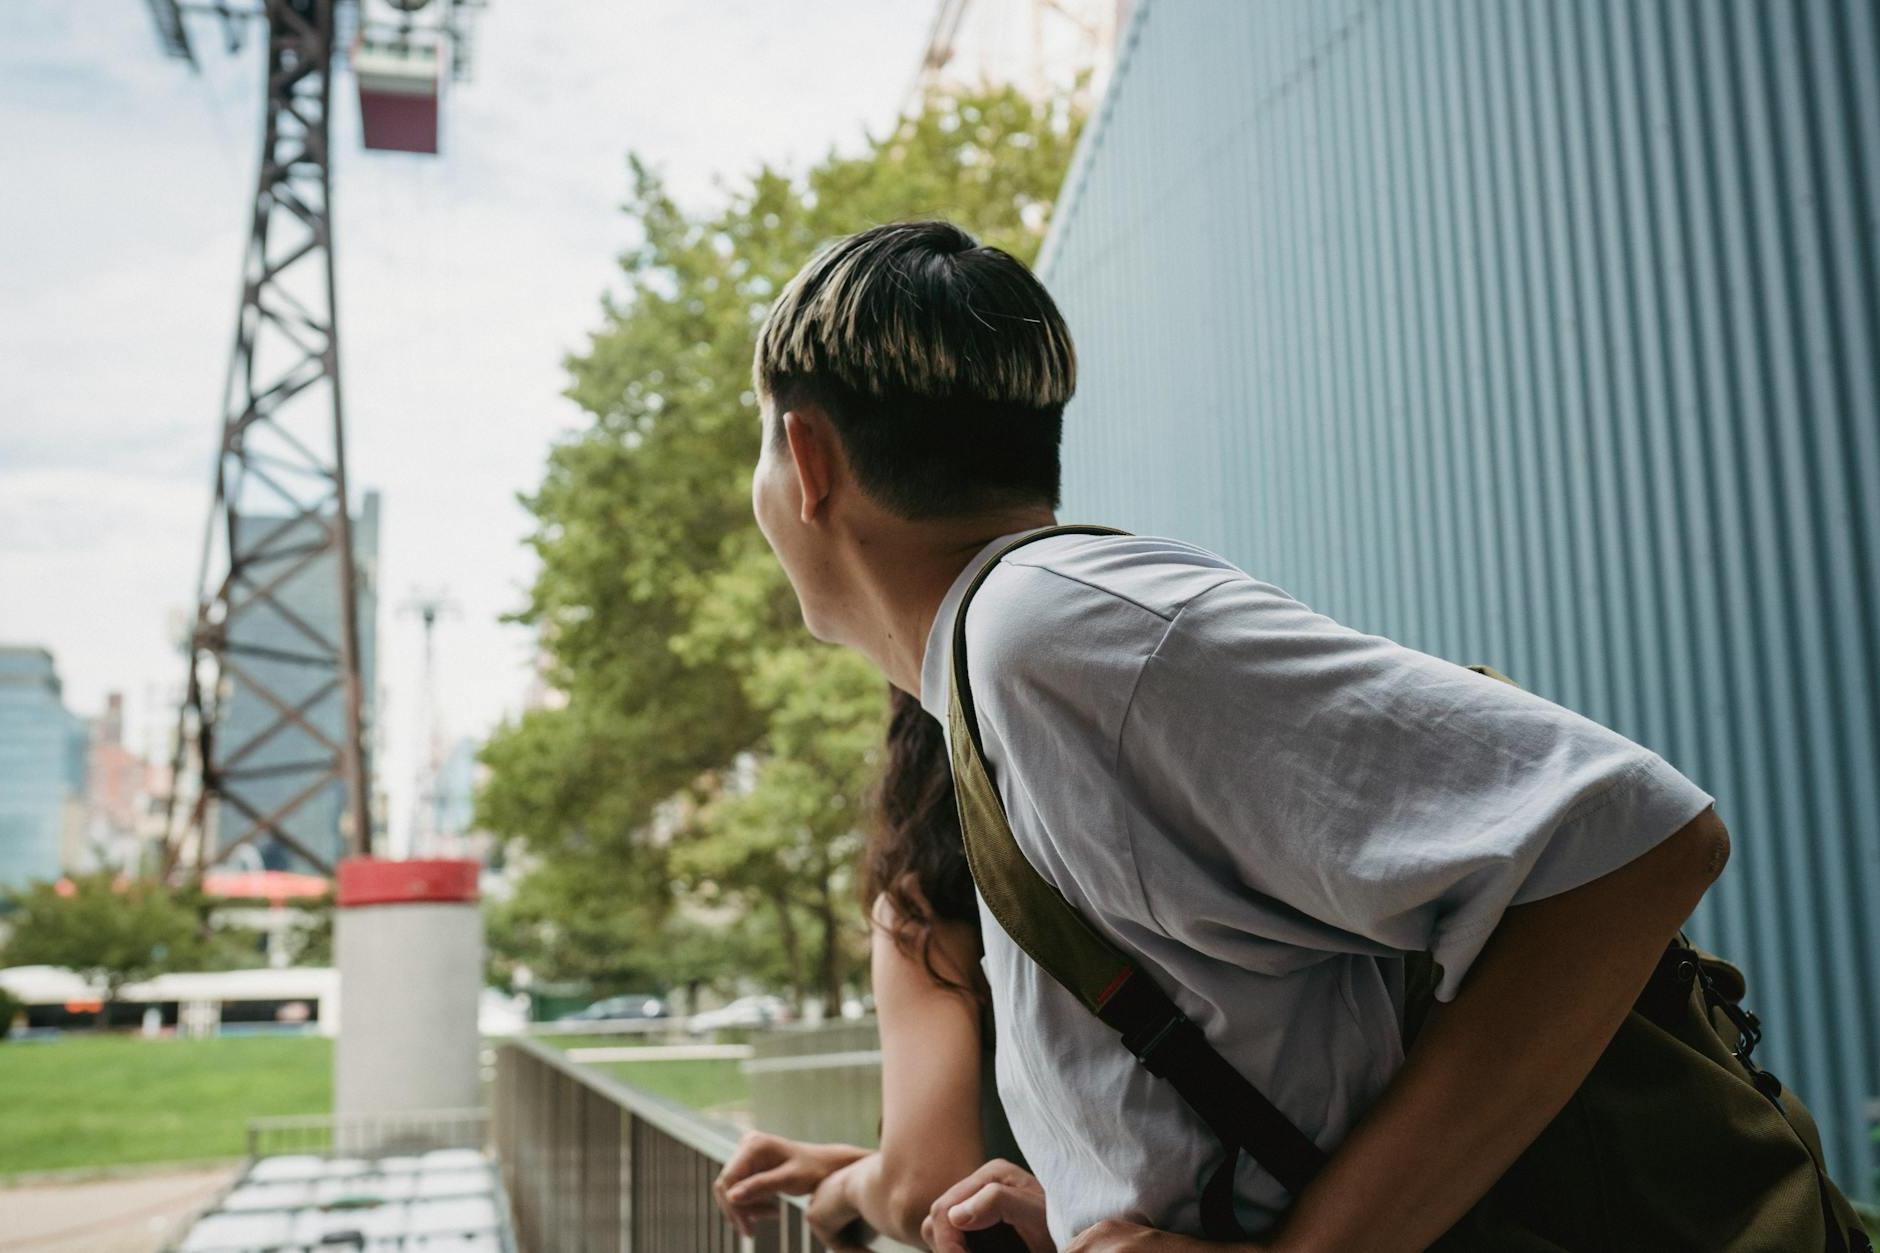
(713, 1130, 870, 1236)
(922, 1159, 1055, 1253)
(805, 1155, 878, 1249)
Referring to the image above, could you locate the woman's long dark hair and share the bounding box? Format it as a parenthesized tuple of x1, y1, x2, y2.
(861, 686, 981, 997)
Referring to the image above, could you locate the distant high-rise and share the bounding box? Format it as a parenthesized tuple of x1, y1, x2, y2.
(0, 646, 89, 890)
(213, 491, 380, 873)
(429, 735, 495, 865)
(80, 692, 156, 874)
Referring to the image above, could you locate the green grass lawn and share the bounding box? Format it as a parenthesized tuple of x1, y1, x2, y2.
(0, 1034, 331, 1175)
(595, 1057, 748, 1115)
(0, 1033, 741, 1177)
(536, 1034, 750, 1116)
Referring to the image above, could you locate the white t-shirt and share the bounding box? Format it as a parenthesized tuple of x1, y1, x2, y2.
(916, 528, 1714, 1244)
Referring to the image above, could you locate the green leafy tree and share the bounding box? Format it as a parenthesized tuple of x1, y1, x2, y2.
(283, 897, 334, 968)
(484, 854, 796, 1008)
(1, 875, 211, 1013)
(479, 86, 1082, 1005)
(484, 852, 673, 996)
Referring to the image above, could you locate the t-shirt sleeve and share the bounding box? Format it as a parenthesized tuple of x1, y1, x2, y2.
(1116, 579, 1715, 1000)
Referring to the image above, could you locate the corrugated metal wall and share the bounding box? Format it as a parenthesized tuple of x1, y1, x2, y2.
(1043, 0, 1880, 1198)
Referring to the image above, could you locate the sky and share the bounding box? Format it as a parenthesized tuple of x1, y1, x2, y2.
(0, 0, 942, 852)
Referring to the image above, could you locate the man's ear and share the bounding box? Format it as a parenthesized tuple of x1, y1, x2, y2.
(781, 408, 835, 525)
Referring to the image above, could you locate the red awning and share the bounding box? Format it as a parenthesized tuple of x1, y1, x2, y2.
(201, 870, 332, 905)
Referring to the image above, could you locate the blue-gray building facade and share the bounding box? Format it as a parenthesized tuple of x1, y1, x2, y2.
(0, 646, 89, 891)
(214, 490, 379, 873)
(1043, 0, 1878, 1199)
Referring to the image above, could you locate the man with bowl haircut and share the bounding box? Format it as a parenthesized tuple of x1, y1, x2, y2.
(749, 220, 1727, 1253)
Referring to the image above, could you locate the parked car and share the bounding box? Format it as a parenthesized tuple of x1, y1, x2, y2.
(686, 994, 788, 1034)
(558, 994, 667, 1024)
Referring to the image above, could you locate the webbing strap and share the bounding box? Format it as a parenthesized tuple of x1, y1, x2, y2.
(1096, 967, 1329, 1201)
(945, 524, 1330, 1234)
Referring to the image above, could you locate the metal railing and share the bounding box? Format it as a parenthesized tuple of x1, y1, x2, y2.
(521, 1017, 681, 1039)
(494, 1037, 919, 1253)
(247, 1107, 491, 1158)
(746, 1021, 884, 1149)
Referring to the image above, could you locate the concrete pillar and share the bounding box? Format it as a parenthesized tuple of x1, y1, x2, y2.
(334, 858, 482, 1132)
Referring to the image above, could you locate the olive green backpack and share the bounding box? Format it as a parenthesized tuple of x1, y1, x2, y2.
(947, 525, 1871, 1252)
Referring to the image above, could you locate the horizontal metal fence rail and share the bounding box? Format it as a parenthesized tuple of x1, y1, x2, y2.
(746, 1021, 886, 1150)
(521, 1019, 683, 1039)
(494, 1037, 920, 1253)
(247, 1107, 491, 1157)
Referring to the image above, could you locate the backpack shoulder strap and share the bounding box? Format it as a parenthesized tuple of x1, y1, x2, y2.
(944, 524, 1328, 1234)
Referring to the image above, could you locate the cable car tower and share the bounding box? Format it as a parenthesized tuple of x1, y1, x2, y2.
(147, 0, 485, 878)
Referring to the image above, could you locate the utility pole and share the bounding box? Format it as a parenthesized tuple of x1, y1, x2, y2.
(399, 587, 459, 858)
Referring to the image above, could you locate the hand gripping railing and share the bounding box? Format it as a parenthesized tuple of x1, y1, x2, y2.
(494, 1037, 921, 1252)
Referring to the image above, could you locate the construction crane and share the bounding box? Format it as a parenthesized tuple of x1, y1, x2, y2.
(909, 0, 1128, 115)
(149, 0, 485, 880)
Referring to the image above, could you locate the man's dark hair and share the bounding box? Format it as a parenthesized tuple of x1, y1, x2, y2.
(754, 220, 1074, 519)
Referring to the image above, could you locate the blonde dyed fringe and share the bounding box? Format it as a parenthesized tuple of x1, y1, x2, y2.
(753, 222, 1076, 409)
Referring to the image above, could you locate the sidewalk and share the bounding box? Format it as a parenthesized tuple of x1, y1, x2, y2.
(0, 1165, 236, 1252)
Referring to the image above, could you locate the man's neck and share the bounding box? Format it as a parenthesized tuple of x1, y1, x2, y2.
(838, 507, 1057, 698)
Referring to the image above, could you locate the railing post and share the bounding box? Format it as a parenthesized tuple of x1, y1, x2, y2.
(629, 1112, 646, 1252)
(557, 1063, 579, 1245)
(619, 1104, 634, 1253)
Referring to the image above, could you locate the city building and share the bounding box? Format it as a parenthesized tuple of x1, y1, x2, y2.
(430, 735, 497, 866)
(213, 490, 381, 873)
(0, 646, 89, 892)
(1040, 0, 1880, 1198)
(73, 691, 162, 874)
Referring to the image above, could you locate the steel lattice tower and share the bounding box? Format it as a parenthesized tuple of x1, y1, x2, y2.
(149, 0, 484, 878)
(164, 0, 372, 876)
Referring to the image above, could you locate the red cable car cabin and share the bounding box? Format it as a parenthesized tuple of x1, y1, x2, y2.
(354, 33, 442, 154)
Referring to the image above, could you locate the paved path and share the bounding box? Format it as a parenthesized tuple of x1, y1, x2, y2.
(0, 1166, 236, 1252)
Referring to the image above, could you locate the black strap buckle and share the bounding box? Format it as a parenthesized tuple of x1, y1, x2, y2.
(1697, 969, 1781, 1098)
(1120, 1008, 1196, 1077)
(1708, 983, 1763, 1063)
(1100, 966, 1200, 1078)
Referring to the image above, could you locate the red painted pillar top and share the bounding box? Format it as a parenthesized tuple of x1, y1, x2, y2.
(336, 857, 479, 908)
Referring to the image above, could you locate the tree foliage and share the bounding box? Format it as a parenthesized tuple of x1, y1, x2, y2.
(478, 87, 1082, 1008)
(1, 875, 214, 1006)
